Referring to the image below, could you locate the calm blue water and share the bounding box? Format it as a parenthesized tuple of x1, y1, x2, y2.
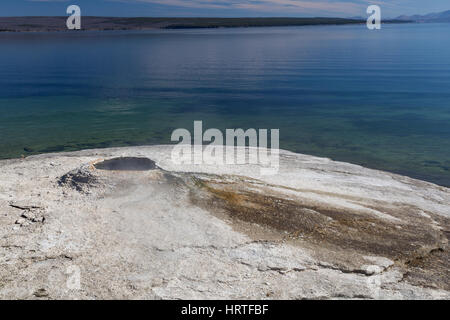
(0, 23, 449, 186)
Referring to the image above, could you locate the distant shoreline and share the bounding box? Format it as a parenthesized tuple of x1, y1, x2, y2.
(0, 17, 412, 32)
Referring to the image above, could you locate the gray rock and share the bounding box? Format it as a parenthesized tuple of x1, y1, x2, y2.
(0, 146, 448, 300)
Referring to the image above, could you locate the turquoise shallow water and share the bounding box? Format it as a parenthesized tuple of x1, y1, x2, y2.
(0, 23, 449, 186)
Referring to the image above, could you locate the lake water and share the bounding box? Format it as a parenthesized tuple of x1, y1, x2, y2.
(0, 23, 449, 186)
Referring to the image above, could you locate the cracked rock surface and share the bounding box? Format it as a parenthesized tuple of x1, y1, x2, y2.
(0, 146, 449, 299)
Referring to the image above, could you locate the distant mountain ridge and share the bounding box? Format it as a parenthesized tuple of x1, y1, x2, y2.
(0, 17, 376, 32)
(397, 10, 450, 22)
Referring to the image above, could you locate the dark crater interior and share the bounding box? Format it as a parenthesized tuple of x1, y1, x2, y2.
(94, 157, 157, 171)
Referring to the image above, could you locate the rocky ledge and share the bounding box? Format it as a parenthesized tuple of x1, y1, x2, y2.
(0, 146, 448, 299)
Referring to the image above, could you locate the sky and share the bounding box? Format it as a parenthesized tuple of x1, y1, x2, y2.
(0, 0, 448, 18)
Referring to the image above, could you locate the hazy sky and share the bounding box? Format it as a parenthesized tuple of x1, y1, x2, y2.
(1, 0, 448, 18)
